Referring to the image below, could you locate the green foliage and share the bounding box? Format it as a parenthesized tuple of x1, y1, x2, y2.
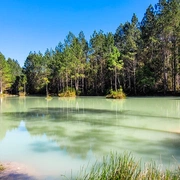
(7, 58, 21, 82)
(2, 0, 180, 96)
(108, 46, 122, 69)
(0, 53, 12, 94)
(24, 51, 50, 94)
(136, 65, 155, 94)
(76, 152, 180, 180)
(6, 58, 22, 94)
(106, 87, 126, 99)
(107, 46, 123, 91)
(18, 74, 27, 96)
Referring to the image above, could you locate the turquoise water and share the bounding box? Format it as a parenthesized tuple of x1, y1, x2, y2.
(0, 96, 180, 178)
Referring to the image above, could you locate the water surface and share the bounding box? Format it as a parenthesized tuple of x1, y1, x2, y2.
(0, 96, 180, 178)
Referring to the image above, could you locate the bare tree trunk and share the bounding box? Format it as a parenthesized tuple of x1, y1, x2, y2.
(0, 77, 2, 94)
(110, 76, 112, 90)
(71, 78, 73, 89)
(115, 67, 117, 91)
(100, 63, 104, 94)
(118, 75, 121, 88)
(173, 40, 178, 94)
(133, 60, 136, 95)
(24, 84, 26, 95)
(82, 77, 84, 95)
(75, 78, 79, 92)
(66, 71, 68, 90)
(46, 83, 48, 97)
(163, 51, 167, 95)
(62, 78, 65, 92)
(128, 70, 131, 91)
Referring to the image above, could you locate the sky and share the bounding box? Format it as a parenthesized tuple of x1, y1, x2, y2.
(0, 0, 158, 67)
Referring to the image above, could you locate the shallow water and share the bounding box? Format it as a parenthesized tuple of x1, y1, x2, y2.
(0, 96, 180, 178)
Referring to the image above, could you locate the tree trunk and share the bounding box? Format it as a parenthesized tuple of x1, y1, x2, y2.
(115, 66, 117, 91)
(24, 83, 26, 95)
(62, 78, 65, 92)
(173, 40, 178, 94)
(71, 78, 73, 89)
(75, 78, 79, 92)
(46, 83, 48, 97)
(82, 77, 84, 95)
(133, 60, 136, 95)
(100, 62, 104, 94)
(128, 70, 131, 91)
(110, 76, 112, 90)
(66, 71, 68, 90)
(0, 77, 2, 94)
(163, 48, 167, 95)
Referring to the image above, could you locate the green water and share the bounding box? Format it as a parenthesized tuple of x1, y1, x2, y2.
(0, 96, 180, 178)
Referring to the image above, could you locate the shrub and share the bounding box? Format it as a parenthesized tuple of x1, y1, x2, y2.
(106, 87, 126, 99)
(58, 87, 76, 97)
(19, 92, 26, 96)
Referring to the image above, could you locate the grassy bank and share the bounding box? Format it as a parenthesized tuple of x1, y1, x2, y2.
(76, 152, 180, 180)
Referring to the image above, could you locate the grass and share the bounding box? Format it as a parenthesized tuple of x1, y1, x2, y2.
(76, 152, 180, 180)
(106, 87, 126, 99)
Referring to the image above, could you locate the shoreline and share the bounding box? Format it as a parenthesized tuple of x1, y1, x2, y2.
(0, 162, 40, 180)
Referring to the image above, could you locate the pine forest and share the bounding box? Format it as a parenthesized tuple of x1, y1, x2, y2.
(0, 0, 180, 96)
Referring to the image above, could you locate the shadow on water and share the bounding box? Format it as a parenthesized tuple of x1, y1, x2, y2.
(125, 136, 180, 159)
(30, 140, 61, 153)
(1, 105, 180, 163)
(0, 173, 37, 180)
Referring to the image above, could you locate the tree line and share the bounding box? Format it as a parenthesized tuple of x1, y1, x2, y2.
(0, 0, 180, 96)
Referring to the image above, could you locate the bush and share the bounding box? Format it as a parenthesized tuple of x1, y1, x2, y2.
(58, 87, 76, 97)
(19, 92, 26, 96)
(106, 87, 126, 99)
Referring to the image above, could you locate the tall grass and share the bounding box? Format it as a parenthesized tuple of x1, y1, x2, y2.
(76, 152, 180, 180)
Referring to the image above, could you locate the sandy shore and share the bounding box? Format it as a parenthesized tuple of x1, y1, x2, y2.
(0, 162, 41, 180)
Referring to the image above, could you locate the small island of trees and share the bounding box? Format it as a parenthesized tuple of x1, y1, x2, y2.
(0, 0, 180, 98)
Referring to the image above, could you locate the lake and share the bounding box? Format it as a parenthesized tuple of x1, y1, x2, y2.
(0, 96, 180, 179)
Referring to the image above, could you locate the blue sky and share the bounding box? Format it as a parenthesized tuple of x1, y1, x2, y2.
(0, 0, 158, 67)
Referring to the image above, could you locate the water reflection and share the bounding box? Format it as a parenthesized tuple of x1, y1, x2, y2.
(0, 97, 180, 177)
